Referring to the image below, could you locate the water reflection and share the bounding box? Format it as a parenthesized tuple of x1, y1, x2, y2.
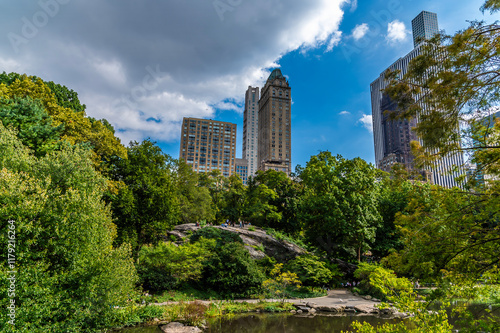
(205, 313, 404, 333)
(115, 313, 406, 333)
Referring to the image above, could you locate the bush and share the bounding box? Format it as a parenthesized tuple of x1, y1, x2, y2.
(286, 255, 336, 286)
(204, 242, 264, 298)
(354, 262, 412, 300)
(138, 239, 215, 292)
(256, 256, 277, 277)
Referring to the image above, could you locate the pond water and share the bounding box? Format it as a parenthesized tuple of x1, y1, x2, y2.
(116, 313, 407, 333)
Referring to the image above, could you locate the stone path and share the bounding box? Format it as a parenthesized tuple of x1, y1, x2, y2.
(154, 289, 388, 314)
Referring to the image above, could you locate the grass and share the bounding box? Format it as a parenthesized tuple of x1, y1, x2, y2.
(113, 300, 295, 330)
(206, 300, 295, 316)
(153, 286, 222, 303)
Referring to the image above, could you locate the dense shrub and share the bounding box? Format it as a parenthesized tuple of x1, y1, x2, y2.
(286, 255, 336, 286)
(138, 239, 215, 292)
(354, 262, 411, 300)
(204, 242, 264, 298)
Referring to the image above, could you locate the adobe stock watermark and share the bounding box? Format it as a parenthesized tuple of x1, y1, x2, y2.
(114, 65, 167, 110)
(6, 219, 17, 327)
(7, 0, 71, 53)
(341, 0, 404, 63)
(213, 0, 244, 21)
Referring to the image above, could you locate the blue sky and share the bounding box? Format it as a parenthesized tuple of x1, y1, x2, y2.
(207, 0, 497, 169)
(0, 0, 497, 170)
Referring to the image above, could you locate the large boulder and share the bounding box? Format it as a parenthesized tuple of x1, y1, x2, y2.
(160, 322, 202, 333)
(167, 224, 307, 262)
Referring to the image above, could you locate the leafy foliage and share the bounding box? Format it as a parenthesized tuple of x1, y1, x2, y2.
(0, 124, 137, 332)
(0, 72, 127, 171)
(349, 264, 453, 333)
(203, 242, 264, 298)
(286, 255, 338, 287)
(174, 160, 215, 224)
(299, 152, 383, 262)
(107, 140, 180, 252)
(0, 96, 64, 156)
(138, 239, 215, 292)
(263, 263, 302, 302)
(383, 22, 500, 172)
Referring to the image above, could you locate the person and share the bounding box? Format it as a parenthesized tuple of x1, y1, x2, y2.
(239, 220, 243, 228)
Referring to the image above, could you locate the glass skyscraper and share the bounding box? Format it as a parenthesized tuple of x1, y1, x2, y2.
(411, 11, 439, 48)
(371, 11, 465, 188)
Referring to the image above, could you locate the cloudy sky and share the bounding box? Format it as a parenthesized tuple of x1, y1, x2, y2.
(1, 0, 496, 169)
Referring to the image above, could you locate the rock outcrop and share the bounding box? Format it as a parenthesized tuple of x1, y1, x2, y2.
(167, 224, 307, 261)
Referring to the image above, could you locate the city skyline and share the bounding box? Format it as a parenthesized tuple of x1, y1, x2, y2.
(0, 0, 495, 170)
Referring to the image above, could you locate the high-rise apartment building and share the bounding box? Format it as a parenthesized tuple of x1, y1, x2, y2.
(411, 11, 439, 48)
(234, 158, 249, 184)
(371, 11, 464, 188)
(179, 117, 237, 177)
(257, 69, 292, 175)
(243, 86, 260, 177)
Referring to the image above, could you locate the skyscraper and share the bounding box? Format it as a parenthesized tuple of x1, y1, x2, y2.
(243, 86, 260, 177)
(371, 11, 464, 188)
(411, 11, 439, 48)
(179, 117, 237, 177)
(234, 158, 249, 184)
(258, 69, 292, 175)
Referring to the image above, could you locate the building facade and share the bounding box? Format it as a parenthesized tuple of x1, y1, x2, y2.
(257, 69, 292, 175)
(242, 86, 259, 178)
(234, 158, 249, 184)
(371, 11, 464, 188)
(411, 11, 439, 48)
(179, 117, 237, 177)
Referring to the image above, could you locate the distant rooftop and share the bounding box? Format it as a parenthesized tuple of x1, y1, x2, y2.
(268, 68, 285, 81)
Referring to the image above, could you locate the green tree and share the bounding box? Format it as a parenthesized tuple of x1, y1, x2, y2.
(244, 180, 282, 227)
(299, 152, 383, 262)
(348, 264, 453, 333)
(0, 72, 127, 172)
(252, 170, 302, 234)
(107, 140, 180, 252)
(383, 19, 500, 175)
(371, 167, 416, 259)
(0, 96, 64, 156)
(0, 123, 137, 332)
(174, 160, 215, 224)
(219, 174, 246, 223)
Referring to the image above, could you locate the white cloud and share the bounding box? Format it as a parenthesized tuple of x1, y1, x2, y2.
(351, 23, 369, 40)
(358, 114, 373, 132)
(386, 20, 408, 44)
(350, 0, 358, 12)
(0, 0, 348, 144)
(339, 111, 350, 115)
(326, 31, 343, 51)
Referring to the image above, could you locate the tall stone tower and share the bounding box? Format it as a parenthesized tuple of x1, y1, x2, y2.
(258, 69, 292, 175)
